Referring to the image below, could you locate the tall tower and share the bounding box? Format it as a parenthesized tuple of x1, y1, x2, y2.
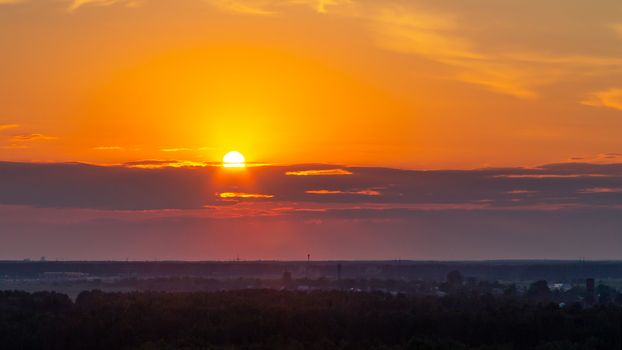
(305, 253, 310, 279)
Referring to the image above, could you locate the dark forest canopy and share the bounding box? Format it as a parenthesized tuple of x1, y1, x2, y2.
(0, 289, 619, 350)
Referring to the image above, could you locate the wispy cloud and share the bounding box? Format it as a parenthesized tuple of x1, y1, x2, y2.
(305, 189, 381, 196)
(579, 187, 622, 194)
(566, 153, 622, 164)
(582, 88, 622, 111)
(10, 133, 58, 142)
(371, 7, 482, 61)
(219, 192, 275, 199)
(286, 168, 352, 176)
(1, 131, 56, 149)
(367, 5, 622, 99)
(369, 7, 533, 97)
(0, 124, 19, 131)
(200, 1, 622, 99)
(124, 160, 207, 169)
(205, 0, 276, 16)
(494, 174, 608, 179)
(45, 0, 622, 100)
(288, 0, 351, 14)
(93, 146, 124, 150)
(506, 190, 537, 195)
(602, 153, 622, 159)
(204, 0, 351, 16)
(67, 0, 140, 12)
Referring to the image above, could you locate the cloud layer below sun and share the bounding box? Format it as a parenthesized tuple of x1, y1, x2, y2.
(1, 160, 622, 260)
(1, 0, 622, 260)
(2, 160, 622, 211)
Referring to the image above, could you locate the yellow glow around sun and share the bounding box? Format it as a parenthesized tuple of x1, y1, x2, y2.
(223, 151, 246, 168)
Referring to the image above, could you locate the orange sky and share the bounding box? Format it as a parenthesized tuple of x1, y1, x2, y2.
(1, 0, 622, 168)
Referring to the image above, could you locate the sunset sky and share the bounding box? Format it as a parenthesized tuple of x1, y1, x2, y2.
(1, 0, 622, 260)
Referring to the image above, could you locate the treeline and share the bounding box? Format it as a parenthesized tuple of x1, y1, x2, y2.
(0, 289, 619, 350)
(4, 260, 622, 281)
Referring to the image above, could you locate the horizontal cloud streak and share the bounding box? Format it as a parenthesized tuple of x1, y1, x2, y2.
(286, 169, 352, 176)
(1, 161, 622, 211)
(582, 88, 622, 111)
(93, 146, 124, 150)
(219, 192, 275, 199)
(305, 189, 381, 196)
(0, 124, 19, 131)
(67, 0, 138, 12)
(9, 133, 58, 142)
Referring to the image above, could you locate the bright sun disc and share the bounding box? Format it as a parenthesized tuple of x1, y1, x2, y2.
(223, 151, 246, 168)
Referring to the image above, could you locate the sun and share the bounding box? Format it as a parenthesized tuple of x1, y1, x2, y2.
(223, 151, 246, 168)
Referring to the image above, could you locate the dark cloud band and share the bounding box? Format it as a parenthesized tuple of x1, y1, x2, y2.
(1, 161, 621, 211)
